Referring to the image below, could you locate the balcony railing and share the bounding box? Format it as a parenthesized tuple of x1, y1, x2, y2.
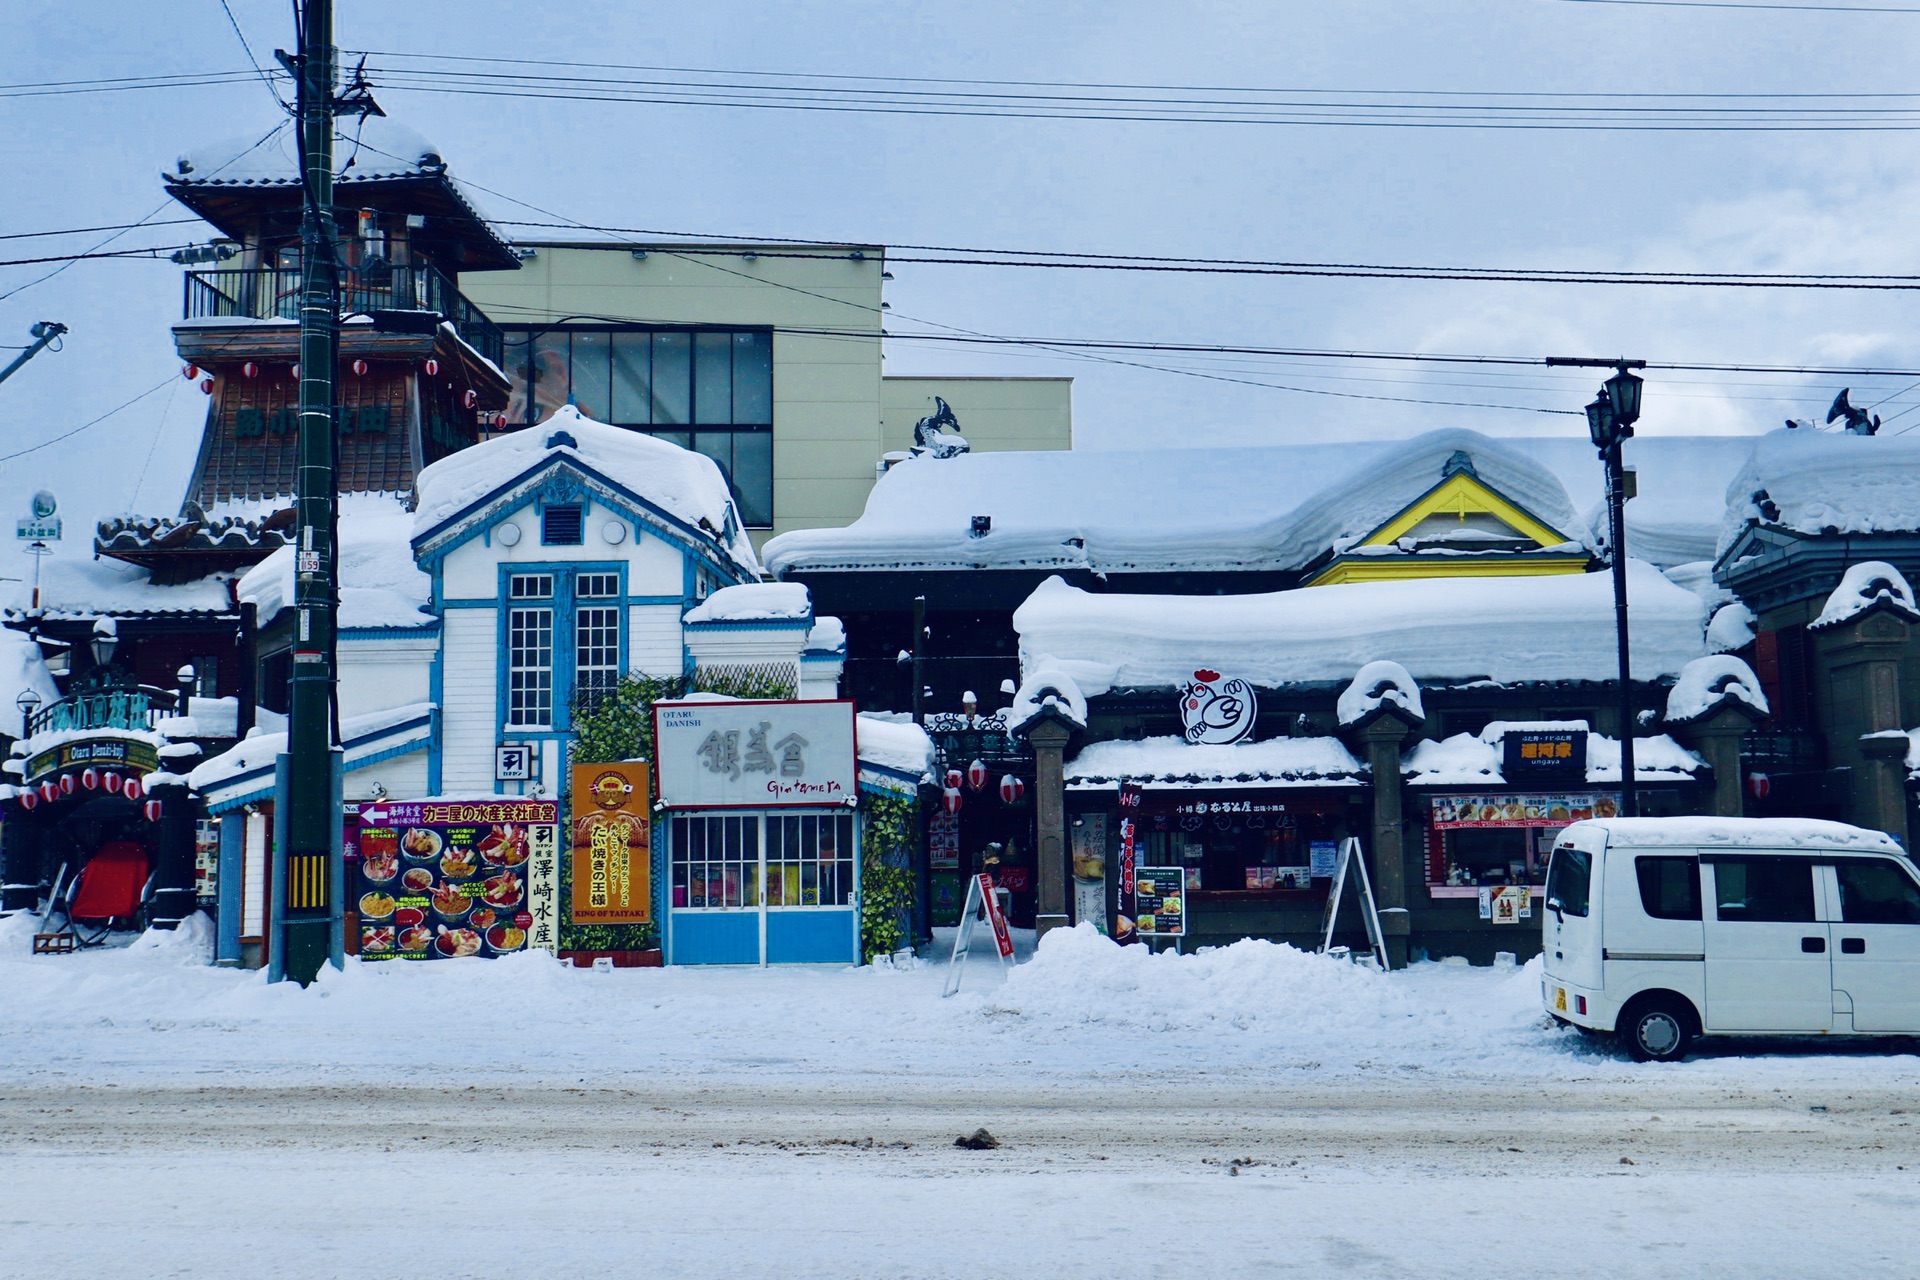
(183, 263, 503, 366)
(26, 686, 182, 739)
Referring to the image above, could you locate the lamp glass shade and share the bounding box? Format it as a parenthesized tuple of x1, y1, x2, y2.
(1604, 368, 1643, 429)
(91, 633, 116, 668)
(15, 690, 39, 715)
(1585, 395, 1616, 450)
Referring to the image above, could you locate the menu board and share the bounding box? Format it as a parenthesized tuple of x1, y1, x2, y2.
(928, 811, 961, 871)
(348, 799, 560, 960)
(1132, 865, 1187, 937)
(1429, 793, 1619, 830)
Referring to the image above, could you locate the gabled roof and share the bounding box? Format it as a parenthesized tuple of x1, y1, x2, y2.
(411, 407, 759, 577)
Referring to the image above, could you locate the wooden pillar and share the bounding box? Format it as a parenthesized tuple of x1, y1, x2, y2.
(1814, 603, 1910, 837)
(1672, 703, 1763, 817)
(1026, 716, 1073, 940)
(1857, 732, 1911, 849)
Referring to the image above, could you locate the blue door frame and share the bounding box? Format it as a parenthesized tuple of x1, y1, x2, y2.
(665, 809, 859, 966)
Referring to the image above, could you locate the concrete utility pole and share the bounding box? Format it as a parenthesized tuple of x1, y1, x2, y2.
(278, 0, 342, 984)
(0, 322, 68, 388)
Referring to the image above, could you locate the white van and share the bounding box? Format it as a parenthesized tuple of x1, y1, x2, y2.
(1541, 817, 1920, 1061)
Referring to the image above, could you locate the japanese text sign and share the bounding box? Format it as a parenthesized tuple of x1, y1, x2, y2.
(653, 699, 857, 808)
(570, 762, 652, 923)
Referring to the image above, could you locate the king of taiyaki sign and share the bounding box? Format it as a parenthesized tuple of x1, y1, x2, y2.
(1178, 669, 1258, 745)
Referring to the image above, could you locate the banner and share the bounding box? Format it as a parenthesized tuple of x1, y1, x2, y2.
(653, 699, 857, 808)
(1429, 793, 1619, 830)
(348, 799, 560, 959)
(570, 762, 652, 924)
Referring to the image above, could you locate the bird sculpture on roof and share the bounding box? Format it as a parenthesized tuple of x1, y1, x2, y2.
(1826, 388, 1880, 436)
(912, 396, 970, 459)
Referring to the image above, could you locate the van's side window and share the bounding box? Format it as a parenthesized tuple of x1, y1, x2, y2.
(1833, 860, 1920, 926)
(1711, 857, 1815, 923)
(1545, 846, 1591, 917)
(1635, 856, 1701, 920)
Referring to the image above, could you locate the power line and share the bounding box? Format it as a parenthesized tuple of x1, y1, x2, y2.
(0, 219, 203, 242)
(216, 0, 292, 111)
(0, 377, 175, 464)
(1558, 0, 1920, 11)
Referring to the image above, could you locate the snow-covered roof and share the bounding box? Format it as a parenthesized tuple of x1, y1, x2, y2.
(684, 583, 810, 626)
(1, 555, 234, 623)
(237, 493, 432, 629)
(854, 712, 936, 793)
(1065, 735, 1365, 788)
(1665, 654, 1769, 724)
(805, 617, 847, 655)
(1337, 660, 1424, 728)
(188, 703, 433, 800)
(1719, 428, 1920, 556)
(1401, 727, 1703, 786)
(766, 430, 1756, 578)
(1007, 666, 1087, 736)
(0, 629, 59, 739)
(170, 118, 447, 188)
(1809, 560, 1919, 631)
(1705, 602, 1755, 653)
(1570, 815, 1902, 852)
(412, 407, 758, 576)
(1014, 562, 1707, 696)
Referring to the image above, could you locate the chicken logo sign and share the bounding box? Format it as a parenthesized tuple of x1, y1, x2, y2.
(1178, 669, 1258, 745)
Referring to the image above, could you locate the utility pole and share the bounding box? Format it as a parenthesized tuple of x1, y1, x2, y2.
(0, 322, 68, 388)
(279, 0, 341, 984)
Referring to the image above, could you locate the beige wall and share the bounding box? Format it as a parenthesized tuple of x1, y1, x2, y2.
(461, 245, 1070, 552)
(882, 376, 1073, 454)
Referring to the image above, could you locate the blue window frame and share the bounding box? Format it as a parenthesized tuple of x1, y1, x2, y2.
(496, 562, 627, 734)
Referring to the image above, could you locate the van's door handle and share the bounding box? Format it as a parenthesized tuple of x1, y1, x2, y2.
(1841, 937, 1866, 955)
(1801, 936, 1826, 953)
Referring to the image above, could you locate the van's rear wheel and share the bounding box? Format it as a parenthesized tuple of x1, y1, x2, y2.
(1620, 996, 1693, 1063)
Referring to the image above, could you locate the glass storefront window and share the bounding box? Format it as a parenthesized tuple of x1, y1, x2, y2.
(1137, 806, 1337, 892)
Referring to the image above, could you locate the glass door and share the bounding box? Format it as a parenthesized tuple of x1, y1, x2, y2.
(667, 811, 859, 965)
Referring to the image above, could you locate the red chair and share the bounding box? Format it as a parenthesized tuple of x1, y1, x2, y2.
(41, 843, 154, 949)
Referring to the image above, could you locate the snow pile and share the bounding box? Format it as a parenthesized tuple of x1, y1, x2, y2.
(1573, 815, 1902, 852)
(1400, 725, 1702, 785)
(1666, 654, 1769, 723)
(1810, 561, 1919, 630)
(1401, 733, 1503, 785)
(1014, 564, 1707, 694)
(805, 617, 846, 653)
(684, 582, 811, 625)
(1337, 660, 1424, 727)
(1065, 735, 1364, 788)
(190, 703, 432, 795)
(0, 626, 58, 739)
(766, 429, 1589, 578)
(1720, 428, 1920, 555)
(1, 555, 233, 622)
(412, 407, 758, 575)
(1663, 560, 1735, 615)
(170, 117, 447, 187)
(1584, 733, 1705, 782)
(239, 493, 432, 629)
(854, 712, 936, 790)
(1006, 665, 1087, 734)
(1707, 602, 1756, 652)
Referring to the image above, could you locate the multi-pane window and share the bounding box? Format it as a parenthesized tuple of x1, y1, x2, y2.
(501, 327, 773, 527)
(672, 814, 761, 909)
(507, 573, 554, 728)
(574, 574, 622, 712)
(670, 812, 855, 910)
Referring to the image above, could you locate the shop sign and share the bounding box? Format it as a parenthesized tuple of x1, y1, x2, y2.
(1169, 797, 1289, 817)
(1309, 840, 1340, 879)
(569, 762, 651, 924)
(1481, 886, 1533, 923)
(1501, 729, 1587, 782)
(653, 699, 857, 808)
(1130, 865, 1187, 938)
(195, 819, 220, 900)
(347, 798, 560, 959)
(1178, 669, 1258, 745)
(1430, 793, 1620, 830)
(26, 736, 160, 782)
(928, 810, 961, 871)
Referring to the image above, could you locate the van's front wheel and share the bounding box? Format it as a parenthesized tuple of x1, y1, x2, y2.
(1620, 996, 1693, 1063)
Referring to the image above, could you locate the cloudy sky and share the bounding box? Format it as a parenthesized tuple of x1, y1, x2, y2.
(6, 0, 1920, 588)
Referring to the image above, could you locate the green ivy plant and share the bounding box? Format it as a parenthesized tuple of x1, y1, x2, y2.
(859, 790, 918, 963)
(560, 669, 797, 955)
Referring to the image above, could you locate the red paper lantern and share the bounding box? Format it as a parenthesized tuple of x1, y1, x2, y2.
(493, 412, 509, 429)
(944, 769, 963, 792)
(423, 358, 440, 377)
(182, 364, 199, 380)
(351, 358, 369, 377)
(80, 767, 99, 791)
(242, 361, 260, 379)
(462, 388, 479, 409)
(291, 363, 300, 380)
(58, 773, 75, 795)
(966, 758, 988, 792)
(122, 775, 143, 802)
(942, 786, 963, 815)
(199, 378, 214, 394)
(999, 774, 1025, 805)
(103, 771, 123, 795)
(18, 789, 35, 811)
(143, 799, 164, 823)
(39, 781, 57, 804)
(1748, 772, 1771, 801)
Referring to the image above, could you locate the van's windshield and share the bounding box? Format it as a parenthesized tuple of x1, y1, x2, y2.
(1545, 846, 1592, 917)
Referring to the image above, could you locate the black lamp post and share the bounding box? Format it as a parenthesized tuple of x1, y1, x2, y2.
(1586, 366, 1644, 817)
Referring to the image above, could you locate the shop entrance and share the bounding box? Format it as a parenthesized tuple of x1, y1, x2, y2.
(667, 810, 858, 965)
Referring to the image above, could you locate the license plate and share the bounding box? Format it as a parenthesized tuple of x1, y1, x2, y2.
(1554, 987, 1568, 1012)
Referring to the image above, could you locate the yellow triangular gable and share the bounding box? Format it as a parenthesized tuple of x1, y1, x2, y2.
(1359, 471, 1571, 550)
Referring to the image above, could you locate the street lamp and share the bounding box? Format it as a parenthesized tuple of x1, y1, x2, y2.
(90, 618, 118, 670)
(1587, 365, 1644, 817)
(15, 688, 41, 732)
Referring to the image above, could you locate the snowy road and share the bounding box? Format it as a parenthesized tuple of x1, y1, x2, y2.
(2, 920, 1918, 1277)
